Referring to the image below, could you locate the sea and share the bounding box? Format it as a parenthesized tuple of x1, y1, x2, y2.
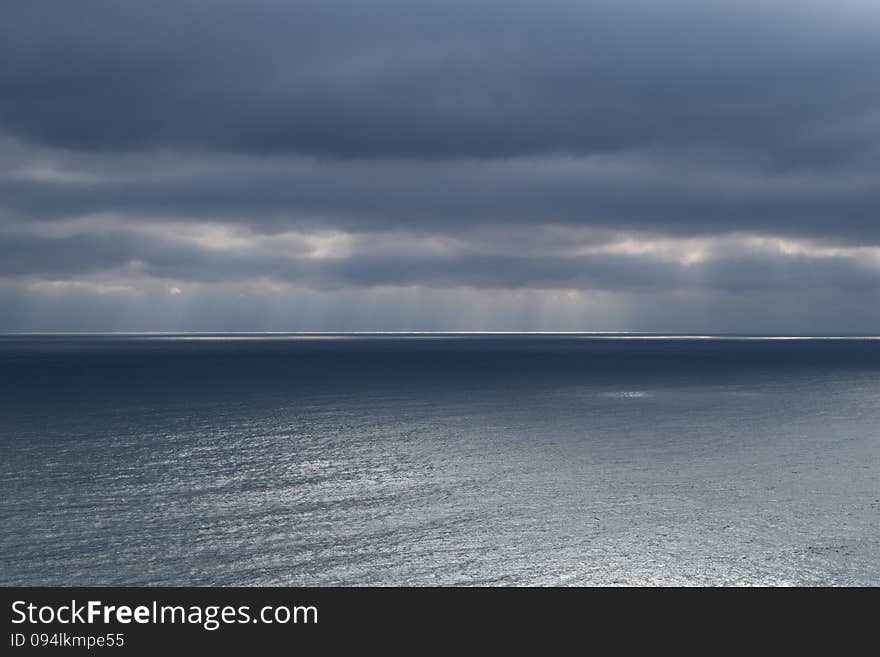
(1, 333, 878, 586)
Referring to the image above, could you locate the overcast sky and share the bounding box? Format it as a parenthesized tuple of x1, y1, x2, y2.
(2, 0, 879, 332)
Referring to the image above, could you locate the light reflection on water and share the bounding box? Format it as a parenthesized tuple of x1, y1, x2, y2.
(1, 335, 879, 585)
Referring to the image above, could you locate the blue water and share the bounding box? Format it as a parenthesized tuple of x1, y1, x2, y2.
(1, 334, 878, 585)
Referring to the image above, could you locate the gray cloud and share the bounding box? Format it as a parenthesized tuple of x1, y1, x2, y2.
(2, 1, 880, 330)
(2, 1, 879, 165)
(2, 147, 880, 245)
(2, 222, 878, 297)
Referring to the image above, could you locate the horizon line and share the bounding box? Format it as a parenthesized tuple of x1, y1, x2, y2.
(2, 331, 880, 340)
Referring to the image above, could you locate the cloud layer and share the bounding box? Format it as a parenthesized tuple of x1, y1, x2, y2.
(1, 0, 879, 331)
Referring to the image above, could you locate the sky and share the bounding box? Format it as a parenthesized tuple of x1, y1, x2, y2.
(2, 0, 880, 332)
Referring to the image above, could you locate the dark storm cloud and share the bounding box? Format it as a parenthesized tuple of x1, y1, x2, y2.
(2, 152, 880, 244)
(1, 0, 879, 165)
(2, 0, 880, 330)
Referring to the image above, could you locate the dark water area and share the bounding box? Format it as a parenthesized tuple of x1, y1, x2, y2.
(1, 334, 878, 585)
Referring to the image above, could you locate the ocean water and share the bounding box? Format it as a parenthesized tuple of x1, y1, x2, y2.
(1, 334, 878, 586)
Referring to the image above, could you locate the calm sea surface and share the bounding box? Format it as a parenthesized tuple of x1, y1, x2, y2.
(1, 334, 878, 585)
